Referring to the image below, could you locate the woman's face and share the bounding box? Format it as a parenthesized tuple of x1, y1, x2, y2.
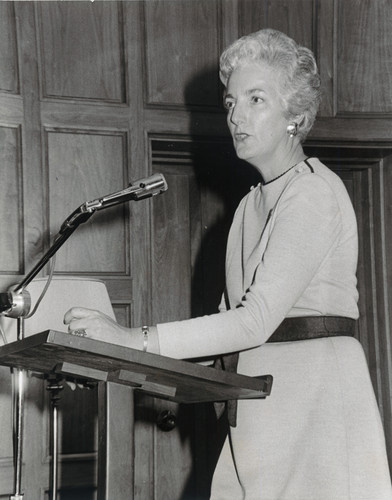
(224, 61, 290, 169)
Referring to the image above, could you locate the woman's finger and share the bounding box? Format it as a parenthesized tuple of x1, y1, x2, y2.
(63, 307, 99, 324)
(67, 318, 88, 332)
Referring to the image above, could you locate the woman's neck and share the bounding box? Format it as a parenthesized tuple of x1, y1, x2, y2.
(254, 144, 306, 184)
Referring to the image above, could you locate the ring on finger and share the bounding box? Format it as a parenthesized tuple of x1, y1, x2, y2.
(72, 328, 87, 337)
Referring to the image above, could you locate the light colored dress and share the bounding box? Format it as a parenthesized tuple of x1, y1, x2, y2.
(157, 158, 392, 499)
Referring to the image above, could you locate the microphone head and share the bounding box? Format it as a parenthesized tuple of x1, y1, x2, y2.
(84, 173, 169, 212)
(131, 173, 168, 200)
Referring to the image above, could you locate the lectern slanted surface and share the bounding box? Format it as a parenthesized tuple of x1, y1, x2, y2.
(0, 330, 272, 403)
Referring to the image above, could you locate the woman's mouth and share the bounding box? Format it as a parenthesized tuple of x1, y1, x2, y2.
(235, 132, 250, 141)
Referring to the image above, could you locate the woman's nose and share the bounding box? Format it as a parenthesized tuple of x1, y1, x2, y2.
(229, 104, 246, 125)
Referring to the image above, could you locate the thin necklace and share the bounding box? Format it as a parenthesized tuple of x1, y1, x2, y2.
(262, 158, 309, 186)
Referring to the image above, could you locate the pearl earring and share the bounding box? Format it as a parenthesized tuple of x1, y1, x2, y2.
(287, 123, 298, 138)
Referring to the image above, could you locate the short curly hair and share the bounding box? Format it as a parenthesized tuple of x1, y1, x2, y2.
(219, 29, 321, 142)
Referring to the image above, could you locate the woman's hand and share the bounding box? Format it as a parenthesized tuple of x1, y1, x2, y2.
(63, 307, 160, 353)
(64, 307, 134, 347)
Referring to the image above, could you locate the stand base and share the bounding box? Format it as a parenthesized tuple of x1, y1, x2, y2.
(10, 495, 24, 499)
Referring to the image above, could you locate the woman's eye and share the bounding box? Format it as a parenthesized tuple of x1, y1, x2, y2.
(224, 99, 235, 110)
(251, 95, 264, 104)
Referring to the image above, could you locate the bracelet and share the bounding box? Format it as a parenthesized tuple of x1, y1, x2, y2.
(142, 325, 149, 352)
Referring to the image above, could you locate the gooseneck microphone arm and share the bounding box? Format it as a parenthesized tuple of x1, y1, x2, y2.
(0, 173, 168, 317)
(13, 210, 94, 295)
(0, 205, 94, 318)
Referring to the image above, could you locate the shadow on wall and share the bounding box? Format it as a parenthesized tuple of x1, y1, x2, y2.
(185, 64, 261, 317)
(176, 66, 261, 499)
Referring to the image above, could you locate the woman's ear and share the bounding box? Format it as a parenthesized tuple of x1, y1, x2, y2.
(294, 114, 305, 127)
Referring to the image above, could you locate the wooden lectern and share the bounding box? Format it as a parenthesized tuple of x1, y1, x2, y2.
(0, 330, 273, 499)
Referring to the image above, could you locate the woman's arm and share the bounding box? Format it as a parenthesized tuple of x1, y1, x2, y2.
(157, 174, 342, 359)
(63, 307, 160, 353)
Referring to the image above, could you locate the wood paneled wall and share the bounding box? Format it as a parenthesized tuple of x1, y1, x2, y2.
(0, 1, 391, 498)
(38, 2, 125, 102)
(0, 2, 135, 498)
(143, 0, 222, 108)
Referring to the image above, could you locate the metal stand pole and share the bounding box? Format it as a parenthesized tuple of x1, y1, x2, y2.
(10, 318, 25, 500)
(46, 376, 63, 500)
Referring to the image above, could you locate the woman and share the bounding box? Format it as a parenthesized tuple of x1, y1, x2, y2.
(64, 29, 392, 499)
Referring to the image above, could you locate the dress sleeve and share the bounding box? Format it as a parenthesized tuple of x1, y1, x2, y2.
(157, 174, 342, 359)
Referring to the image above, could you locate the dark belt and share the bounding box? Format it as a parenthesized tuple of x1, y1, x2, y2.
(267, 315, 355, 343)
(214, 316, 356, 427)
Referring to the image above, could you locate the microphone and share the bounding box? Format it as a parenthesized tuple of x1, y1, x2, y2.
(60, 173, 168, 233)
(0, 173, 169, 316)
(85, 172, 168, 211)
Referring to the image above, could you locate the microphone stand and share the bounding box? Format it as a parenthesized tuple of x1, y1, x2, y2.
(0, 173, 167, 500)
(6, 208, 94, 500)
